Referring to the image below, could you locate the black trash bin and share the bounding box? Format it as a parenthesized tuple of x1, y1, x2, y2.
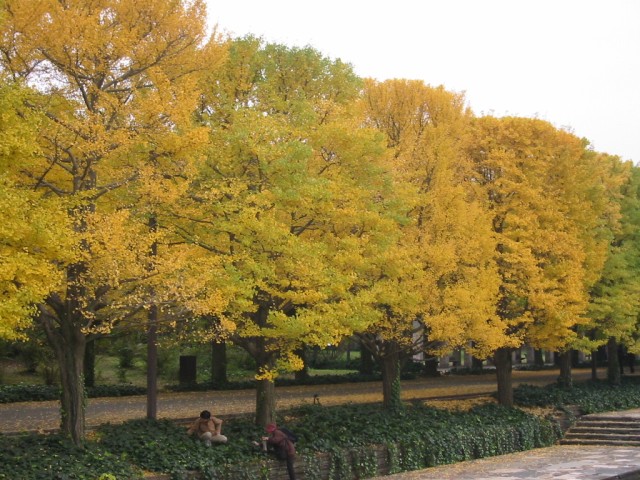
(179, 355, 197, 385)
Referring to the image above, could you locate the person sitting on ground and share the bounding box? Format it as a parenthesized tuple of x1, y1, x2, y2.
(261, 422, 297, 480)
(187, 410, 227, 446)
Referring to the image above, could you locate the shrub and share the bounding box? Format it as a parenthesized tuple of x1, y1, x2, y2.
(0, 383, 59, 403)
(514, 377, 640, 414)
(0, 433, 140, 479)
(0, 383, 146, 403)
(1, 372, 419, 401)
(166, 371, 417, 392)
(98, 418, 265, 479)
(0, 402, 561, 479)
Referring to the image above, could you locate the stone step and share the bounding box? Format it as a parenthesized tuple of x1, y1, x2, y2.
(583, 415, 640, 422)
(564, 432, 640, 442)
(571, 427, 640, 435)
(561, 415, 640, 446)
(578, 418, 640, 428)
(560, 438, 640, 447)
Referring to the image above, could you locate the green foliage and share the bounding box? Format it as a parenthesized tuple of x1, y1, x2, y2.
(86, 384, 147, 398)
(350, 446, 378, 478)
(300, 453, 322, 480)
(0, 433, 140, 479)
(0, 383, 145, 403)
(166, 372, 410, 392)
(0, 383, 59, 403)
(326, 446, 353, 479)
(514, 377, 640, 414)
(586, 161, 640, 354)
(0, 370, 417, 403)
(290, 403, 559, 455)
(0, 402, 560, 479)
(98, 418, 264, 479)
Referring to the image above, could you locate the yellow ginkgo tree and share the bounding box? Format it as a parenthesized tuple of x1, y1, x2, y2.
(467, 116, 613, 405)
(0, 82, 77, 341)
(360, 79, 508, 409)
(0, 0, 226, 444)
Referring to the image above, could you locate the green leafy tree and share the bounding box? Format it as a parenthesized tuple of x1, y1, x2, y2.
(182, 37, 398, 425)
(586, 160, 640, 385)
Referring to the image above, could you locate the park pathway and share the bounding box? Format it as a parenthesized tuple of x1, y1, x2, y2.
(0, 368, 600, 434)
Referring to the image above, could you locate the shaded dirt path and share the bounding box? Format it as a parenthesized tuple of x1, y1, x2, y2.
(0, 368, 603, 434)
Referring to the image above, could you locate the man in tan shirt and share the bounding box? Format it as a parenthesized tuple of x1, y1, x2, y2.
(187, 410, 228, 446)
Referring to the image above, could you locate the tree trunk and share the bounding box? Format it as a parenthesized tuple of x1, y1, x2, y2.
(380, 341, 402, 411)
(359, 340, 374, 375)
(591, 349, 598, 380)
(146, 304, 158, 419)
(39, 262, 89, 446)
(471, 355, 484, 372)
(255, 377, 275, 427)
(40, 307, 87, 445)
(534, 349, 544, 367)
(211, 340, 227, 386)
(56, 330, 86, 446)
(239, 304, 278, 427)
(146, 215, 158, 419)
(607, 337, 621, 386)
(83, 338, 95, 388)
(557, 351, 572, 388)
(294, 346, 309, 381)
(494, 347, 513, 407)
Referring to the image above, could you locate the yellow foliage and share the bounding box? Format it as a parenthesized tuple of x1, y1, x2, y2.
(0, 177, 78, 339)
(362, 79, 506, 357)
(468, 116, 614, 351)
(0, 0, 229, 340)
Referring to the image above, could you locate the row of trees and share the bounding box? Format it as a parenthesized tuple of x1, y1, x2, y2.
(1, 0, 639, 446)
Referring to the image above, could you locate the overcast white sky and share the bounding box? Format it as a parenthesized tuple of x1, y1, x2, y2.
(205, 0, 640, 164)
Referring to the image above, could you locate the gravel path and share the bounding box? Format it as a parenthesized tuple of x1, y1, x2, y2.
(0, 368, 601, 434)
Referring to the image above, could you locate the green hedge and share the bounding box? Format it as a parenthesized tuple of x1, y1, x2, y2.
(165, 372, 386, 392)
(0, 383, 147, 403)
(514, 377, 640, 413)
(0, 403, 560, 480)
(0, 433, 141, 479)
(0, 373, 418, 403)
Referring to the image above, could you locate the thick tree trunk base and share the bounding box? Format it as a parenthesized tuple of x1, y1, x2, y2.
(494, 347, 513, 407)
(380, 346, 402, 411)
(557, 351, 573, 388)
(256, 378, 275, 427)
(607, 337, 621, 386)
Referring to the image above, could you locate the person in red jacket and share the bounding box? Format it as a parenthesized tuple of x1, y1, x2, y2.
(262, 423, 296, 479)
